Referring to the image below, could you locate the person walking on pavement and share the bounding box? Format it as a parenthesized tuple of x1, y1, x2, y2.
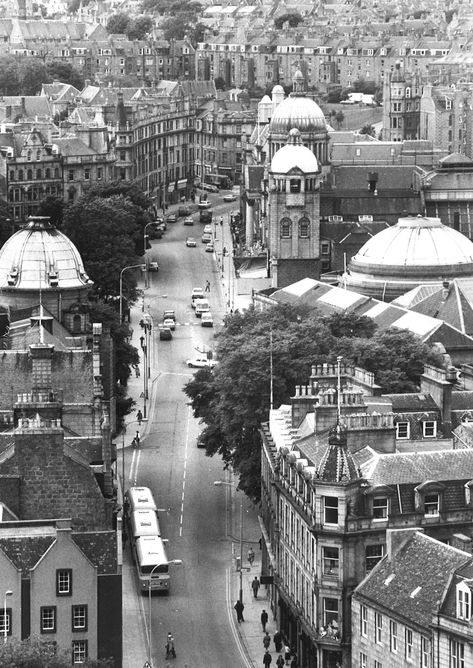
(165, 633, 176, 659)
(136, 410, 143, 424)
(248, 547, 255, 565)
(276, 656, 285, 668)
(252, 576, 260, 598)
(261, 609, 269, 632)
(284, 645, 291, 665)
(263, 650, 272, 667)
(234, 599, 244, 623)
(263, 631, 271, 650)
(290, 655, 297, 668)
(273, 630, 283, 653)
(205, 280, 210, 292)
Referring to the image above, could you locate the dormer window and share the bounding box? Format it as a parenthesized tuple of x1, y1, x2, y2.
(324, 496, 339, 525)
(396, 420, 409, 439)
(457, 582, 471, 620)
(373, 496, 388, 519)
(422, 420, 437, 438)
(424, 493, 439, 515)
(415, 481, 444, 517)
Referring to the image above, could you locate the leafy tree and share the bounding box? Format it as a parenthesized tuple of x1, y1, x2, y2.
(126, 16, 154, 40)
(274, 12, 303, 29)
(19, 58, 51, 95)
(62, 195, 141, 301)
(47, 60, 84, 89)
(38, 196, 64, 227)
(0, 55, 20, 95)
(0, 637, 113, 667)
(335, 110, 345, 129)
(161, 15, 189, 41)
(359, 123, 376, 137)
(106, 12, 131, 34)
(185, 306, 444, 500)
(214, 76, 226, 90)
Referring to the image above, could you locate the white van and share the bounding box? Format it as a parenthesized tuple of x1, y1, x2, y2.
(195, 298, 210, 318)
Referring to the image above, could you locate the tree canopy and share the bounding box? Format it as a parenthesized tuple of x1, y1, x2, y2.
(184, 305, 444, 500)
(106, 12, 154, 39)
(274, 12, 304, 29)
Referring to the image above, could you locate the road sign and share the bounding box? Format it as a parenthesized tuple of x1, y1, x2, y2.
(143, 662, 152, 668)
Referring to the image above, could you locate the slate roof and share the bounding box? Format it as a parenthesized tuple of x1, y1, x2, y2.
(0, 535, 55, 571)
(355, 532, 471, 628)
(53, 137, 97, 156)
(73, 531, 117, 574)
(358, 448, 473, 486)
(383, 393, 439, 413)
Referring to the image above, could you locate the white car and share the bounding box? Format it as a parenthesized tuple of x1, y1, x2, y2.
(223, 192, 237, 202)
(201, 312, 214, 327)
(191, 288, 204, 307)
(203, 224, 212, 234)
(186, 236, 197, 247)
(163, 318, 175, 331)
(205, 243, 214, 253)
(186, 356, 218, 369)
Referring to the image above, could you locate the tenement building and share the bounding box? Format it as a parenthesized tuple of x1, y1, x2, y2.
(260, 361, 473, 668)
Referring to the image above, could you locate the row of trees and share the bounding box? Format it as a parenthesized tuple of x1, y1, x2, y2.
(39, 182, 154, 427)
(0, 56, 84, 96)
(184, 305, 443, 501)
(106, 13, 154, 40)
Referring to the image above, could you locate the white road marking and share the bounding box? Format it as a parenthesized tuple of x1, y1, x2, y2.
(130, 447, 141, 485)
(226, 567, 253, 668)
(179, 406, 192, 536)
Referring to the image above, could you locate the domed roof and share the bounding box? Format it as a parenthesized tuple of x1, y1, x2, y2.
(316, 422, 360, 483)
(269, 92, 327, 134)
(343, 215, 473, 300)
(260, 94, 272, 104)
(271, 129, 319, 174)
(271, 84, 284, 95)
(0, 217, 92, 291)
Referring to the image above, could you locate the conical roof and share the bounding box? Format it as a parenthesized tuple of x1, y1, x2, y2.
(316, 422, 359, 483)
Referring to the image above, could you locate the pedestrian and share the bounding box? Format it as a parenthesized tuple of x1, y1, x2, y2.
(261, 609, 269, 632)
(219, 215, 223, 225)
(234, 599, 244, 623)
(134, 364, 140, 378)
(263, 650, 272, 667)
(263, 631, 271, 650)
(284, 645, 291, 665)
(276, 655, 285, 668)
(248, 547, 255, 565)
(140, 335, 145, 348)
(290, 655, 297, 668)
(273, 630, 283, 653)
(252, 576, 260, 598)
(165, 632, 176, 659)
(136, 410, 143, 424)
(205, 280, 210, 292)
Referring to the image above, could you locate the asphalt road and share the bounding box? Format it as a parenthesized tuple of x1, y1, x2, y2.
(126, 195, 247, 668)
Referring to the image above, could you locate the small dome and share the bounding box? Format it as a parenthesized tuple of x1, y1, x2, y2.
(0, 217, 92, 291)
(343, 215, 473, 300)
(294, 69, 304, 80)
(272, 84, 284, 95)
(271, 129, 319, 174)
(269, 93, 327, 134)
(316, 422, 359, 483)
(260, 94, 272, 104)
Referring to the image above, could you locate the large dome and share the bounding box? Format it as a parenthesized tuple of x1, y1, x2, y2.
(342, 215, 473, 300)
(271, 129, 319, 174)
(0, 217, 92, 291)
(269, 93, 327, 134)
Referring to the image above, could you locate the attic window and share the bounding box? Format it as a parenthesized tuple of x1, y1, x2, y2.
(457, 582, 471, 620)
(410, 586, 422, 598)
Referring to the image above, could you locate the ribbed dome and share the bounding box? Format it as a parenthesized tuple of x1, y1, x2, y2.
(0, 217, 92, 291)
(316, 422, 359, 483)
(269, 93, 327, 134)
(271, 128, 319, 174)
(343, 215, 473, 300)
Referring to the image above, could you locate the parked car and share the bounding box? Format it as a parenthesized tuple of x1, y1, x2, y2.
(159, 327, 172, 341)
(163, 310, 176, 321)
(178, 205, 191, 217)
(223, 192, 237, 202)
(201, 311, 214, 327)
(195, 298, 210, 317)
(186, 356, 218, 368)
(201, 183, 219, 193)
(186, 236, 197, 247)
(198, 200, 212, 210)
(191, 288, 204, 306)
(205, 243, 214, 253)
(166, 213, 177, 223)
(148, 260, 159, 271)
(184, 217, 194, 226)
(163, 317, 175, 331)
(196, 433, 206, 448)
(203, 224, 212, 234)
(201, 232, 212, 244)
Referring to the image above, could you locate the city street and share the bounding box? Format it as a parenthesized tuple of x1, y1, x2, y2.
(121, 195, 256, 668)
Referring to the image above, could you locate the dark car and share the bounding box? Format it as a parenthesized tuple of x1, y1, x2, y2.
(196, 433, 206, 448)
(178, 205, 191, 217)
(159, 327, 172, 340)
(183, 217, 194, 226)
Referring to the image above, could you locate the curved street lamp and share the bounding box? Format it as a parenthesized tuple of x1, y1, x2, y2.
(214, 480, 244, 604)
(119, 264, 145, 323)
(148, 560, 182, 666)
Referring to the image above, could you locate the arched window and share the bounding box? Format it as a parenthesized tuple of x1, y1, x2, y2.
(299, 217, 310, 238)
(45, 168, 51, 179)
(9, 171, 14, 182)
(18, 169, 24, 181)
(27, 169, 33, 180)
(36, 149, 41, 161)
(280, 217, 292, 238)
(54, 168, 59, 178)
(36, 169, 42, 179)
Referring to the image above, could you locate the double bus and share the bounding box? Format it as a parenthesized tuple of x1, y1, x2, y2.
(125, 486, 170, 594)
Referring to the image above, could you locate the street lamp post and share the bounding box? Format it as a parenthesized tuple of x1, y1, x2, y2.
(119, 264, 145, 323)
(3, 590, 12, 644)
(214, 480, 244, 603)
(148, 560, 182, 667)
